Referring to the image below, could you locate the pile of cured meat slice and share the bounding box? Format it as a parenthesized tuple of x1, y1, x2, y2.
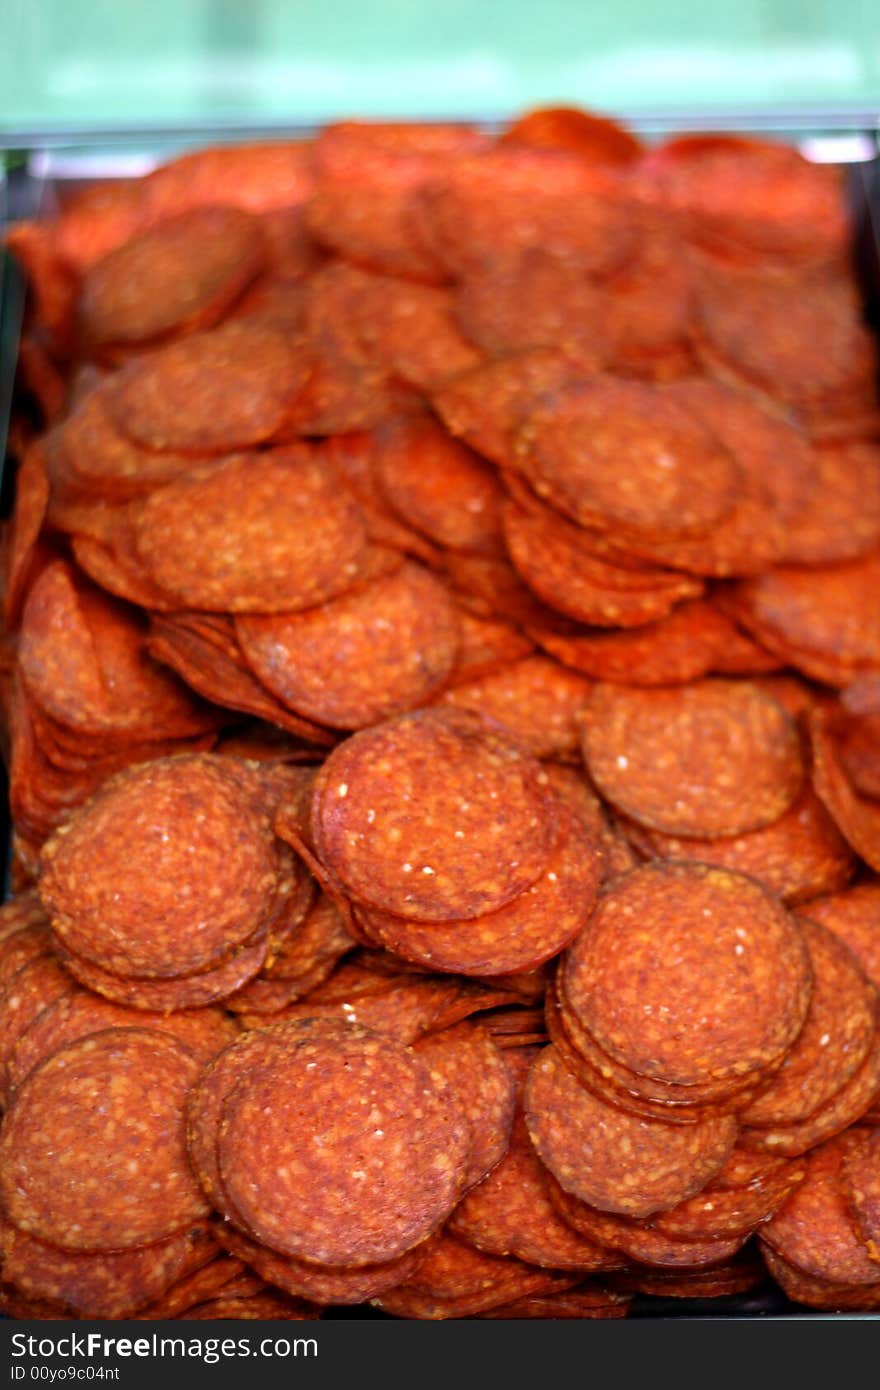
(0, 107, 879, 1318)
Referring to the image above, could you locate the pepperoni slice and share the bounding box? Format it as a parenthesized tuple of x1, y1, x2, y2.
(441, 656, 594, 761)
(78, 207, 265, 348)
(414, 1022, 517, 1189)
(109, 322, 313, 454)
(563, 862, 812, 1088)
(39, 755, 286, 979)
(8, 992, 237, 1096)
(374, 416, 503, 556)
(524, 1047, 737, 1218)
(740, 921, 877, 1128)
(580, 678, 803, 837)
(0, 1029, 208, 1251)
(515, 377, 739, 540)
(620, 784, 854, 906)
(133, 449, 369, 613)
(798, 884, 880, 991)
(0, 1219, 215, 1320)
(761, 1131, 880, 1286)
(215, 1019, 470, 1265)
(354, 810, 600, 977)
(236, 563, 459, 730)
(55, 386, 197, 498)
(503, 499, 703, 627)
(311, 708, 559, 922)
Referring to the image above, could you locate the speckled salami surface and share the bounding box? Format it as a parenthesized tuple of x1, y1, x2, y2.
(740, 1026, 880, 1157)
(0, 1218, 216, 1319)
(374, 1230, 577, 1318)
(39, 754, 285, 978)
(562, 862, 812, 1087)
(214, 1219, 430, 1304)
(0, 1028, 208, 1251)
(5, 113, 880, 1320)
(515, 378, 738, 539)
(413, 1022, 516, 1188)
(236, 562, 460, 729)
(133, 449, 369, 613)
(544, 1170, 746, 1267)
(311, 708, 560, 921)
(619, 784, 855, 906)
(580, 678, 803, 838)
(7, 992, 237, 1096)
(525, 1046, 737, 1218)
(375, 416, 503, 555)
(216, 1018, 470, 1265)
(740, 921, 877, 1129)
(841, 1126, 880, 1257)
(108, 321, 312, 453)
(356, 811, 600, 976)
(761, 1130, 880, 1286)
(441, 655, 593, 761)
(78, 207, 265, 348)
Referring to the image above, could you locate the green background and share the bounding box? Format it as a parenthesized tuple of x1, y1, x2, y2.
(2, 0, 879, 140)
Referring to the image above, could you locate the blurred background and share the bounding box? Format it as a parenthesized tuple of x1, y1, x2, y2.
(2, 0, 879, 141)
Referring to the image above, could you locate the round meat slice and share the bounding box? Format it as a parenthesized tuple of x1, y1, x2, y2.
(8, 992, 238, 1094)
(216, 1018, 471, 1265)
(39, 754, 285, 979)
(731, 558, 880, 686)
(133, 449, 368, 613)
(213, 1220, 430, 1304)
(620, 784, 855, 907)
(0, 1219, 215, 1320)
(761, 1131, 880, 1287)
(579, 678, 803, 837)
(563, 862, 812, 1087)
(502, 498, 703, 628)
(57, 935, 269, 1011)
(311, 707, 559, 921)
(449, 1122, 620, 1271)
(356, 811, 601, 976)
(54, 386, 198, 496)
(441, 656, 594, 761)
(109, 321, 313, 454)
(0, 1028, 208, 1251)
(19, 559, 216, 739)
(78, 206, 265, 347)
(514, 377, 739, 539)
(740, 921, 877, 1129)
(374, 416, 504, 555)
(413, 1023, 517, 1189)
(524, 1047, 737, 1218)
(799, 883, 880, 991)
(236, 563, 460, 729)
(740, 1026, 880, 1158)
(841, 1127, 880, 1257)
